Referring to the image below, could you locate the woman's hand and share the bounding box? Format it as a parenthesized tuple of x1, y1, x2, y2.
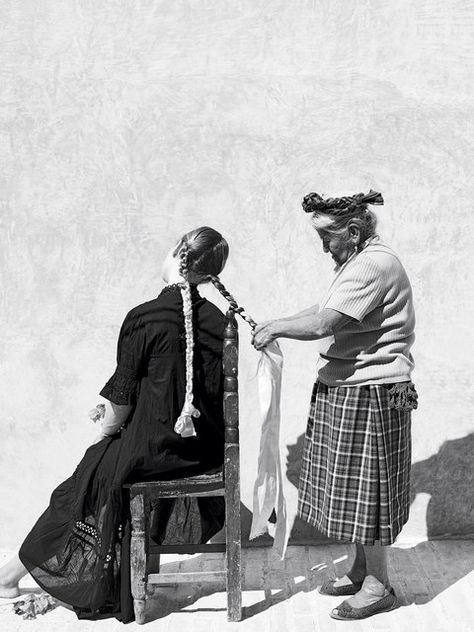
(88, 400, 133, 445)
(252, 320, 279, 350)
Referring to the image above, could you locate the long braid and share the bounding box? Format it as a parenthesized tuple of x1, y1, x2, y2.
(302, 189, 384, 215)
(174, 240, 201, 438)
(206, 274, 257, 330)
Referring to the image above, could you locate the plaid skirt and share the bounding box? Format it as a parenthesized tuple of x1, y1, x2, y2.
(297, 381, 412, 545)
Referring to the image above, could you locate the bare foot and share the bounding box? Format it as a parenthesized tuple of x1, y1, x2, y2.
(341, 575, 389, 609)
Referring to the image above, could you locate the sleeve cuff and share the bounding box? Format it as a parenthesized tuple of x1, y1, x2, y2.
(100, 370, 139, 405)
(324, 300, 365, 322)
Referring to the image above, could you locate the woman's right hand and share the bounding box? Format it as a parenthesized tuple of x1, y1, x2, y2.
(252, 320, 278, 350)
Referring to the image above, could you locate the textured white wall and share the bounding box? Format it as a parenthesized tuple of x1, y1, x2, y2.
(1, 0, 473, 549)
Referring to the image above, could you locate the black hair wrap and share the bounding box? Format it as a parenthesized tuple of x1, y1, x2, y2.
(302, 189, 384, 214)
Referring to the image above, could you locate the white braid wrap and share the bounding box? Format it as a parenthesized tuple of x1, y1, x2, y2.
(174, 282, 201, 437)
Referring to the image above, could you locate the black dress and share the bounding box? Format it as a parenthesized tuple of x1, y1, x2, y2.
(19, 285, 226, 622)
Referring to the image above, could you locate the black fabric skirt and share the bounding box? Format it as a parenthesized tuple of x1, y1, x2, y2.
(297, 381, 412, 545)
(19, 431, 224, 623)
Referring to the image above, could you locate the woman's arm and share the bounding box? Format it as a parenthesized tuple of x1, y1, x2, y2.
(276, 304, 320, 322)
(93, 400, 133, 443)
(252, 308, 353, 349)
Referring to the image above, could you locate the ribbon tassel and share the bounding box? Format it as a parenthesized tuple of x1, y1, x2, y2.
(174, 401, 200, 438)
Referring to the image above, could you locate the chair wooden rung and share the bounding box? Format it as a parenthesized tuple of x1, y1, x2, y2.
(148, 570, 226, 584)
(126, 309, 242, 624)
(149, 542, 226, 554)
(128, 472, 224, 496)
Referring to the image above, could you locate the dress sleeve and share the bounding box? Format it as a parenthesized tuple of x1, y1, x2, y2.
(325, 255, 385, 322)
(100, 309, 146, 405)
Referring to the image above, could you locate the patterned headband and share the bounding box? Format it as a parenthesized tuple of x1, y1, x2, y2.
(302, 189, 384, 213)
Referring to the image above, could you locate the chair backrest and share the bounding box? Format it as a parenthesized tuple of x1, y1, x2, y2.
(222, 309, 239, 482)
(223, 309, 239, 445)
(222, 309, 241, 620)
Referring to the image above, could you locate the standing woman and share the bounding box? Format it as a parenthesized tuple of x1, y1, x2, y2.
(253, 191, 417, 620)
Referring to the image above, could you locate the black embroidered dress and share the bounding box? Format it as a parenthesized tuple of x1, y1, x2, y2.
(19, 285, 226, 622)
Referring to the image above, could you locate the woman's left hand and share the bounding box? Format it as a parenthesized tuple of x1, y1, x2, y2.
(252, 321, 278, 350)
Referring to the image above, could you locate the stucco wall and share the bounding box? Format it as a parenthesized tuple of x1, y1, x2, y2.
(1, 0, 473, 549)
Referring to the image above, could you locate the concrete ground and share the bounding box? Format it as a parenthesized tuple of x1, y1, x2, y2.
(1, 541, 473, 632)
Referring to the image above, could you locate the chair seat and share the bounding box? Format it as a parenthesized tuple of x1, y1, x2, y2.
(126, 471, 224, 497)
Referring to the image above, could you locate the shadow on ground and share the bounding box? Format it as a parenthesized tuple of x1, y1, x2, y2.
(144, 539, 474, 622)
(145, 431, 474, 622)
(284, 430, 474, 544)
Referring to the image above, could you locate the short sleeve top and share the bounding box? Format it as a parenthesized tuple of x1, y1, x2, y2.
(318, 240, 415, 386)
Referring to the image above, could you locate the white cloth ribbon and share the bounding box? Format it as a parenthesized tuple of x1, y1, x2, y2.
(174, 401, 199, 437)
(249, 340, 288, 559)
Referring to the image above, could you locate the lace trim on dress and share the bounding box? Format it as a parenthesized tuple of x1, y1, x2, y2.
(99, 370, 139, 406)
(73, 520, 102, 545)
(159, 283, 200, 298)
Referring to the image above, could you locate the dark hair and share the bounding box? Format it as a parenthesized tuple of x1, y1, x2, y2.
(176, 226, 229, 279)
(177, 226, 256, 328)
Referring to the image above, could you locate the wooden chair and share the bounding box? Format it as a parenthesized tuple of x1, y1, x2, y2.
(125, 309, 242, 624)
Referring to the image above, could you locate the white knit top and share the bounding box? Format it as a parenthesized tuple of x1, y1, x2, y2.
(317, 239, 415, 386)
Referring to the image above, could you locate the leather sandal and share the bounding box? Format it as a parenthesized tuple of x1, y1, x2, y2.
(330, 588, 398, 620)
(318, 578, 363, 596)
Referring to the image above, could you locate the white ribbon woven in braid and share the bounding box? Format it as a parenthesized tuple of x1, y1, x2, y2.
(174, 283, 200, 438)
(174, 400, 200, 437)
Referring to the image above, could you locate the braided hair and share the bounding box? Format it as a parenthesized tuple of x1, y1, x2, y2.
(302, 189, 384, 242)
(302, 189, 383, 214)
(174, 239, 201, 438)
(173, 227, 255, 437)
(206, 275, 257, 329)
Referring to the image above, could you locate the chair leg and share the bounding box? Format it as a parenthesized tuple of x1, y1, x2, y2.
(225, 448, 242, 621)
(133, 598, 146, 625)
(130, 490, 147, 624)
(226, 532, 242, 621)
(225, 499, 242, 621)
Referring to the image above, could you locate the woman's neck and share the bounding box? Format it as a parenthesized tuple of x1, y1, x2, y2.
(164, 272, 184, 285)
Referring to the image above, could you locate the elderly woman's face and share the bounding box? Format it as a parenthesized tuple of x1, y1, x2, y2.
(316, 229, 354, 267)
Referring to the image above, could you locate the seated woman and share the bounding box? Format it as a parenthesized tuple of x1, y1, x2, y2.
(0, 226, 254, 622)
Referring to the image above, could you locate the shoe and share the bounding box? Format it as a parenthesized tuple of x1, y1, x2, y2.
(318, 578, 363, 596)
(330, 588, 398, 620)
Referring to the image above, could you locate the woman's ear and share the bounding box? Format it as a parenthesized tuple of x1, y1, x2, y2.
(348, 222, 361, 246)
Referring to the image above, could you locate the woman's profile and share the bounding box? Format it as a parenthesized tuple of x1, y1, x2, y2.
(0, 226, 254, 622)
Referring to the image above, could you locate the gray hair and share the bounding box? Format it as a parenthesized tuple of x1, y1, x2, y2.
(311, 207, 378, 243)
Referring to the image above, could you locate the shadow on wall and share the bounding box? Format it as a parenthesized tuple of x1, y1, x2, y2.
(227, 429, 474, 546)
(285, 431, 474, 542)
(410, 432, 474, 539)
